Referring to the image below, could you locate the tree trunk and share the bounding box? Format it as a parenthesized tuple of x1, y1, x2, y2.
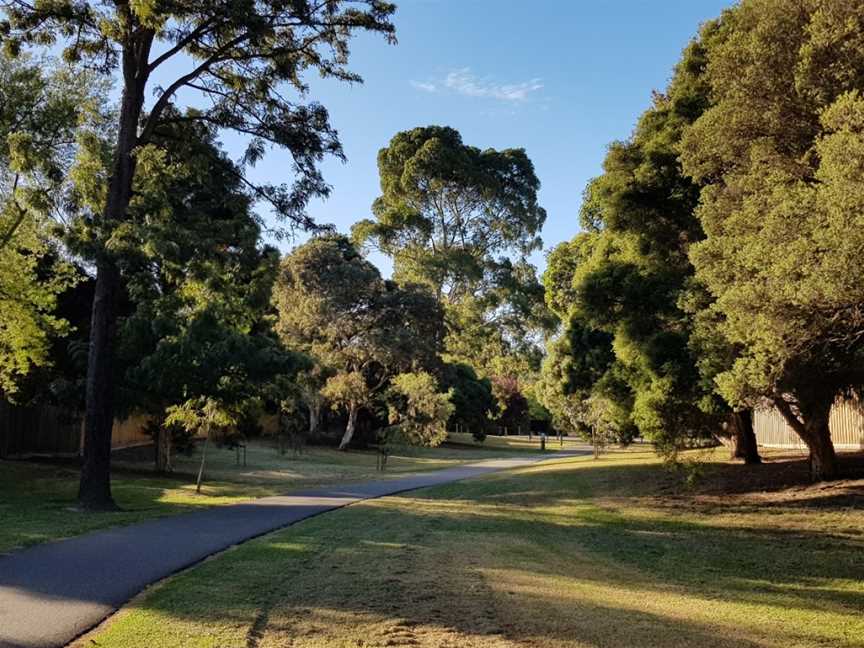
(309, 401, 320, 437)
(155, 424, 173, 473)
(77, 34, 153, 510)
(729, 410, 761, 465)
(196, 434, 210, 494)
(774, 395, 839, 481)
(804, 415, 838, 481)
(78, 258, 121, 510)
(338, 404, 358, 450)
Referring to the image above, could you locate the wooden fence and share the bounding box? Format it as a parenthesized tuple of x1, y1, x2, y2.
(0, 402, 154, 459)
(0, 401, 81, 458)
(1, 401, 269, 458)
(109, 414, 154, 449)
(754, 398, 864, 450)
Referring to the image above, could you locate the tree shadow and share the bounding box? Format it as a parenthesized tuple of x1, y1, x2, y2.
(105, 459, 864, 647)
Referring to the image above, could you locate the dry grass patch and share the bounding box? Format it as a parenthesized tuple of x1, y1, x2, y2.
(77, 450, 864, 648)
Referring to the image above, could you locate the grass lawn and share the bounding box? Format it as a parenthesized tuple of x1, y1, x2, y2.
(76, 448, 864, 648)
(0, 434, 581, 553)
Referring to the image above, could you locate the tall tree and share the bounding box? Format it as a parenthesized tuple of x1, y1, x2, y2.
(353, 126, 545, 300)
(353, 125, 555, 378)
(540, 28, 760, 460)
(1, 0, 396, 508)
(680, 0, 864, 479)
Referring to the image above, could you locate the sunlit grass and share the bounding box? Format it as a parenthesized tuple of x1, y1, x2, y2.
(0, 461, 276, 554)
(0, 436, 574, 553)
(77, 450, 864, 648)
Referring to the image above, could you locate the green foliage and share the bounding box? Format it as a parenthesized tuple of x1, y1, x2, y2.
(354, 125, 555, 382)
(682, 0, 864, 402)
(2, 0, 398, 503)
(384, 371, 453, 448)
(581, 396, 620, 457)
(321, 372, 372, 412)
(164, 397, 237, 439)
(440, 362, 496, 441)
(442, 294, 544, 379)
(354, 126, 545, 298)
(540, 31, 719, 451)
(0, 53, 103, 395)
(537, 314, 636, 443)
(109, 119, 305, 458)
(275, 234, 445, 446)
(489, 375, 530, 435)
(1, 1, 397, 232)
(679, 1, 864, 476)
(275, 234, 444, 381)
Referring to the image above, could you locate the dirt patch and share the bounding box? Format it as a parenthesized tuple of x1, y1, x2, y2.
(639, 450, 864, 539)
(656, 450, 863, 497)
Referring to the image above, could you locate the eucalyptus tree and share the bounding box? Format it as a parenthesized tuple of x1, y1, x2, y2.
(274, 235, 444, 449)
(353, 125, 556, 378)
(1, 0, 396, 507)
(354, 126, 545, 300)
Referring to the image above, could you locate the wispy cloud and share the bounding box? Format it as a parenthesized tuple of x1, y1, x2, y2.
(410, 68, 544, 103)
(409, 80, 438, 93)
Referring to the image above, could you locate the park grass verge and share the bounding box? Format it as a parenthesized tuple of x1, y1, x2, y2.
(0, 435, 580, 553)
(75, 449, 864, 648)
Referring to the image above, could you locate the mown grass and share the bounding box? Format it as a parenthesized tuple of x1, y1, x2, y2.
(0, 434, 578, 553)
(77, 449, 864, 648)
(0, 461, 275, 554)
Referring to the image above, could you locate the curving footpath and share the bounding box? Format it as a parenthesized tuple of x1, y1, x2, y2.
(0, 451, 586, 648)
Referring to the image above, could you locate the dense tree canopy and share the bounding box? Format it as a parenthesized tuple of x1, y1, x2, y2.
(539, 35, 722, 456)
(681, 0, 864, 478)
(539, 0, 864, 478)
(5, 0, 864, 493)
(383, 371, 453, 448)
(440, 362, 496, 441)
(353, 125, 555, 416)
(115, 119, 303, 470)
(353, 126, 545, 300)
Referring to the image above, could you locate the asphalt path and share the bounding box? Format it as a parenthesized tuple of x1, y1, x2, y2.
(0, 451, 587, 648)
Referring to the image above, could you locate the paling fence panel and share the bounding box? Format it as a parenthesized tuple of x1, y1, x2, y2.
(109, 414, 153, 449)
(1, 402, 234, 458)
(754, 398, 864, 450)
(0, 403, 155, 458)
(0, 401, 81, 458)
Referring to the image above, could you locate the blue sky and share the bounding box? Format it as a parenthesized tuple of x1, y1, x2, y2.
(198, 0, 734, 275)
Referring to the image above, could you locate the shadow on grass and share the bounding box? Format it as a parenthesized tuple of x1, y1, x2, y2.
(0, 459, 271, 553)
(101, 458, 864, 648)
